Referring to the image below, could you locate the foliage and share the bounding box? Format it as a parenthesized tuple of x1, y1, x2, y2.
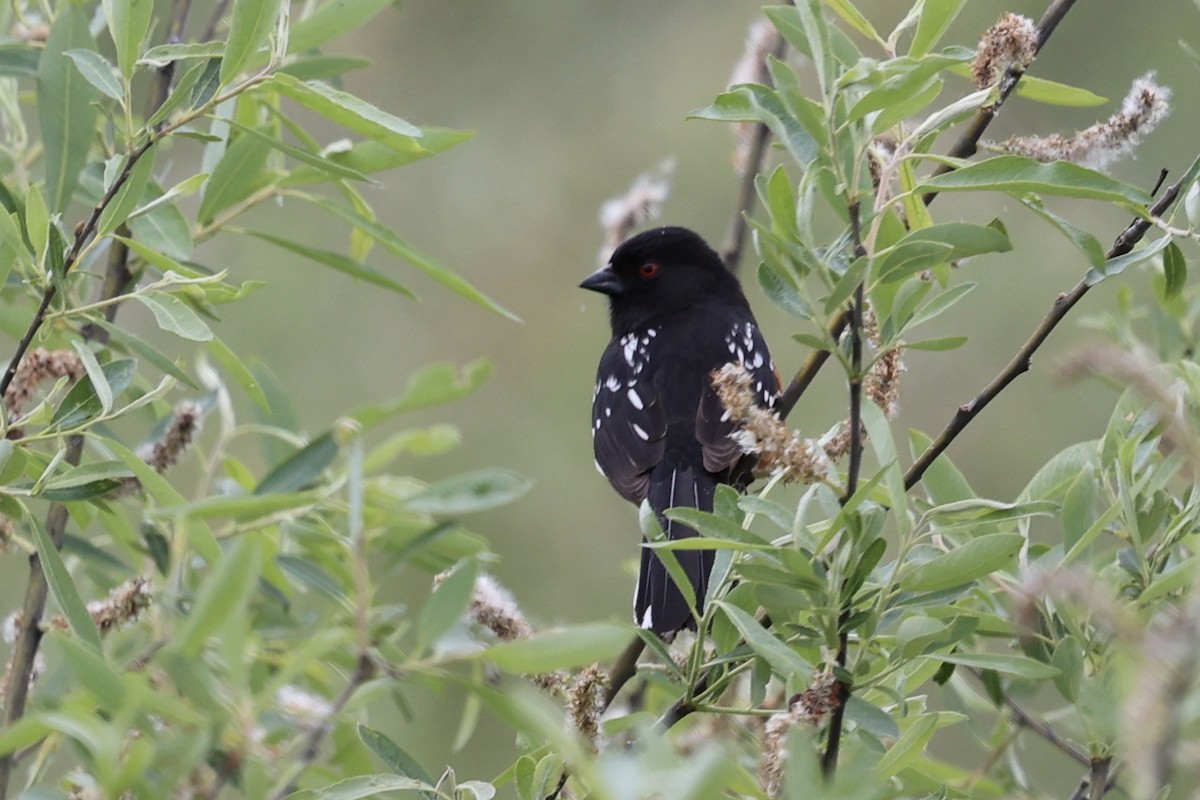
(2, 1, 1200, 799)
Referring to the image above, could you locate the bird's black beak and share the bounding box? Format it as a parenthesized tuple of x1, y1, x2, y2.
(579, 266, 623, 296)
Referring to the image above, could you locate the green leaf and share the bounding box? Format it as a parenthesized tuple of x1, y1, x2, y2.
(910, 0, 968, 57)
(916, 156, 1153, 206)
(757, 262, 814, 320)
(97, 145, 157, 237)
(289, 0, 395, 53)
(102, 0, 153, 79)
(1087, 233, 1172, 285)
(135, 293, 213, 341)
(481, 623, 630, 673)
(311, 197, 519, 320)
(221, 0, 285, 85)
(1163, 241, 1187, 299)
(1021, 195, 1106, 269)
(56, 633, 126, 709)
(140, 41, 226, 66)
(932, 651, 1059, 679)
(0, 44, 40, 77)
(270, 74, 423, 152)
(71, 341, 112, 414)
(906, 282, 975, 330)
(39, 6, 99, 213)
(64, 49, 123, 102)
(405, 469, 532, 514)
(279, 55, 372, 81)
(197, 130, 272, 224)
(288, 775, 436, 800)
(255, 433, 338, 494)
(247, 231, 414, 297)
(91, 319, 197, 388)
(357, 724, 436, 796)
(207, 336, 270, 411)
(690, 84, 820, 169)
(174, 535, 262, 657)
(904, 335, 967, 351)
(283, 130, 474, 186)
(418, 559, 477, 649)
(902, 533, 1023, 592)
(1013, 75, 1107, 107)
(819, 0, 883, 45)
(876, 222, 1011, 283)
(1051, 636, 1083, 701)
(351, 360, 491, 428)
(51, 358, 137, 429)
(874, 715, 938, 779)
(222, 119, 373, 183)
(716, 601, 811, 680)
(158, 491, 320, 521)
(30, 516, 102, 650)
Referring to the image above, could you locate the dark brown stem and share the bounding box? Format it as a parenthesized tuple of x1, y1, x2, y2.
(777, 309, 850, 421)
(0, 137, 154, 402)
(270, 654, 374, 800)
(905, 171, 1185, 490)
(967, 667, 1089, 767)
(603, 637, 646, 708)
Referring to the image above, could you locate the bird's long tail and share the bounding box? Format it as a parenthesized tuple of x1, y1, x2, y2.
(637, 465, 717, 635)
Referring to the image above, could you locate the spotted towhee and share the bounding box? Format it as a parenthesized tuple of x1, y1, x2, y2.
(581, 226, 778, 634)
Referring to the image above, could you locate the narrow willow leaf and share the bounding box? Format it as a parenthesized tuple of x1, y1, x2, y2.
(270, 74, 423, 153)
(932, 651, 1059, 679)
(289, 775, 435, 800)
(247, 231, 414, 297)
(39, 6, 99, 213)
(312, 197, 519, 320)
(819, 0, 883, 45)
(910, 0, 968, 57)
(902, 533, 1023, 592)
(279, 55, 372, 81)
(157, 491, 320, 521)
(352, 360, 492, 428)
(51, 359, 136, 428)
(1163, 241, 1187, 299)
(904, 335, 968, 351)
(64, 49, 123, 102)
(30, 516, 102, 650)
(96, 145, 156, 236)
(876, 222, 1011, 284)
(197, 131, 272, 224)
(102, 0, 153, 79)
(874, 715, 938, 779)
(71, 341, 111, 414)
(716, 601, 811, 680)
(417, 559, 477, 649)
(357, 724, 437, 790)
(55, 634, 126, 709)
(405, 469, 532, 514)
(917, 156, 1152, 206)
(284, 129, 474, 187)
(1020, 195, 1105, 269)
(289, 0, 394, 53)
(255, 433, 338, 494)
(1086, 234, 1172, 286)
(221, 0, 286, 85)
(222, 118, 372, 183)
(757, 263, 814, 320)
(140, 41, 226, 66)
(135, 293, 214, 341)
(92, 319, 197, 387)
(0, 44, 40, 76)
(482, 623, 630, 673)
(207, 336, 270, 411)
(174, 536, 262, 657)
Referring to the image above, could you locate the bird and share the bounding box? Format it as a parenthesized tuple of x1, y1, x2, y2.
(580, 226, 779, 635)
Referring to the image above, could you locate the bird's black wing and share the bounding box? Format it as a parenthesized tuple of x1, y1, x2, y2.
(695, 317, 779, 479)
(591, 329, 667, 504)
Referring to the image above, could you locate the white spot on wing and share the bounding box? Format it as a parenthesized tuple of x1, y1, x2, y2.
(605, 375, 621, 392)
(627, 388, 644, 409)
(593, 458, 605, 476)
(632, 423, 650, 441)
(641, 605, 654, 629)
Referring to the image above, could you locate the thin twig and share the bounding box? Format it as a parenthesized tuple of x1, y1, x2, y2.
(967, 667, 1090, 767)
(905, 170, 1186, 490)
(269, 654, 375, 800)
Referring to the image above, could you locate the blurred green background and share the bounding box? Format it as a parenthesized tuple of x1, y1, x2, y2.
(4, 0, 1198, 789)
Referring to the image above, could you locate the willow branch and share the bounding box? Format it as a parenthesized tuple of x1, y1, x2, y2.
(905, 169, 1186, 490)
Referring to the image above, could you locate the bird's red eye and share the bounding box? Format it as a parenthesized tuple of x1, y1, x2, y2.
(640, 262, 659, 278)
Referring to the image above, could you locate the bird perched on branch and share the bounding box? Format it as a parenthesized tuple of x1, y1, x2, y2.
(580, 226, 779, 635)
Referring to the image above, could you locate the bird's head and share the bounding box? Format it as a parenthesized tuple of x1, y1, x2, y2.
(580, 226, 744, 332)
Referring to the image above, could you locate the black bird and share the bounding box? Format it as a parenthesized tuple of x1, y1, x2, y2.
(581, 226, 778, 634)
